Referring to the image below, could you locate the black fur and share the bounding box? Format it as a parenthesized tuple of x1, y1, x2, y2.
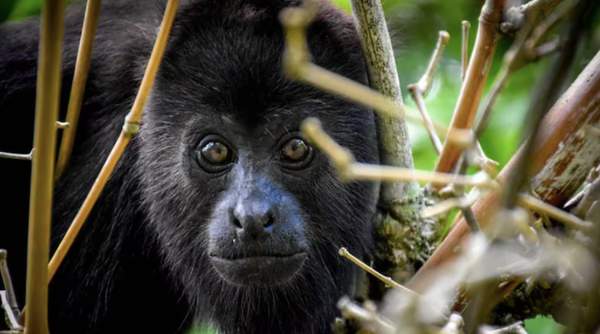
(0, 1, 380, 333)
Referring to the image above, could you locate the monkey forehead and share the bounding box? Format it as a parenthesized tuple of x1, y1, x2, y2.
(151, 0, 368, 121)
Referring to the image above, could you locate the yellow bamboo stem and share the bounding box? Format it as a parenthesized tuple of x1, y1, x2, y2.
(55, 0, 103, 180)
(24, 0, 65, 333)
(47, 0, 180, 283)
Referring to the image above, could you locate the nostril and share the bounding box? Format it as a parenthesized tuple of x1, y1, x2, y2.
(232, 216, 242, 229)
(263, 213, 275, 228)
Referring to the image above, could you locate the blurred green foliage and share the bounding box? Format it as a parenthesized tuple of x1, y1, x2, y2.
(1, 0, 41, 22)
(2, 1, 599, 334)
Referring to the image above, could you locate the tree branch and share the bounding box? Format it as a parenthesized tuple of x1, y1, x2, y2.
(349, 0, 420, 203)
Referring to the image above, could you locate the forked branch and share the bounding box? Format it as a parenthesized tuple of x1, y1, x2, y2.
(434, 0, 508, 177)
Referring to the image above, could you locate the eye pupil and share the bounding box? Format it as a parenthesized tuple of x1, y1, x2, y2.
(282, 139, 308, 161)
(201, 141, 230, 164)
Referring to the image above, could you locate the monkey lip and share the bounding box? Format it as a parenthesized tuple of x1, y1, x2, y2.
(210, 252, 307, 286)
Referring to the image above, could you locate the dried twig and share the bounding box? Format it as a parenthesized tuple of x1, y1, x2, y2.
(473, 12, 537, 139)
(413, 31, 450, 95)
(571, 168, 600, 218)
(434, 0, 508, 177)
(0, 150, 33, 161)
(461, 21, 471, 83)
(408, 31, 450, 155)
(408, 86, 443, 155)
(0, 250, 20, 331)
(420, 191, 480, 219)
(55, 0, 102, 180)
(339, 248, 415, 296)
(441, 313, 465, 334)
(0, 251, 18, 313)
(480, 321, 528, 334)
(517, 193, 592, 231)
(337, 297, 396, 334)
(301, 117, 492, 187)
(339, 248, 447, 320)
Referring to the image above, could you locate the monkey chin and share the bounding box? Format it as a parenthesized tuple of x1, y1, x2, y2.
(210, 252, 308, 287)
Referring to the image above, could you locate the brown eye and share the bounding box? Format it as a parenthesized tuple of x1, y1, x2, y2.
(201, 141, 231, 164)
(281, 138, 309, 162)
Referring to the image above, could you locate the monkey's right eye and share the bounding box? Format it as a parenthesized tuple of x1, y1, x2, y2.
(196, 135, 235, 173)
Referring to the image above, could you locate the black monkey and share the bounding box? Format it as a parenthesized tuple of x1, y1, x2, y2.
(0, 0, 380, 333)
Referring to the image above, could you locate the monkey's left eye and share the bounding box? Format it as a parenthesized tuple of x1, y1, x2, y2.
(279, 138, 313, 169)
(281, 139, 309, 161)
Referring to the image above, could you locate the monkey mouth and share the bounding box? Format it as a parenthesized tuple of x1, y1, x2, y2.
(209, 252, 307, 287)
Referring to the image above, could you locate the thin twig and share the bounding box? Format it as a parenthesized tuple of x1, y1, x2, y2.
(337, 297, 396, 334)
(407, 31, 450, 155)
(481, 321, 528, 334)
(1, 292, 22, 331)
(461, 21, 471, 83)
(441, 313, 465, 334)
(415, 31, 450, 94)
(529, 37, 562, 61)
(517, 193, 592, 231)
(0, 249, 19, 315)
(571, 168, 600, 218)
(55, 0, 102, 180)
(301, 117, 491, 187)
(420, 191, 480, 219)
(339, 247, 447, 321)
(453, 154, 484, 233)
(434, 0, 508, 177)
(408, 85, 443, 154)
(339, 248, 414, 294)
(473, 11, 538, 139)
(349, 163, 491, 187)
(0, 150, 33, 161)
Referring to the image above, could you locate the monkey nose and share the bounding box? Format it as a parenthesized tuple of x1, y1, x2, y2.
(231, 200, 275, 239)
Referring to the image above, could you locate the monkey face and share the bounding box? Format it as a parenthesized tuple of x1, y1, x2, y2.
(136, 0, 380, 313)
(202, 130, 312, 286)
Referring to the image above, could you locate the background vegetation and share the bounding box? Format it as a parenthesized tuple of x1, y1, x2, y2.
(2, 0, 599, 333)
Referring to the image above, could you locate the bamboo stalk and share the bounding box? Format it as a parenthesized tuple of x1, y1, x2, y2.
(434, 0, 507, 177)
(24, 0, 65, 333)
(55, 0, 102, 180)
(47, 0, 180, 282)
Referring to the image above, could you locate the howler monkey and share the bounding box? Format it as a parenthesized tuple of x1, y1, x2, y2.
(0, 0, 381, 333)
